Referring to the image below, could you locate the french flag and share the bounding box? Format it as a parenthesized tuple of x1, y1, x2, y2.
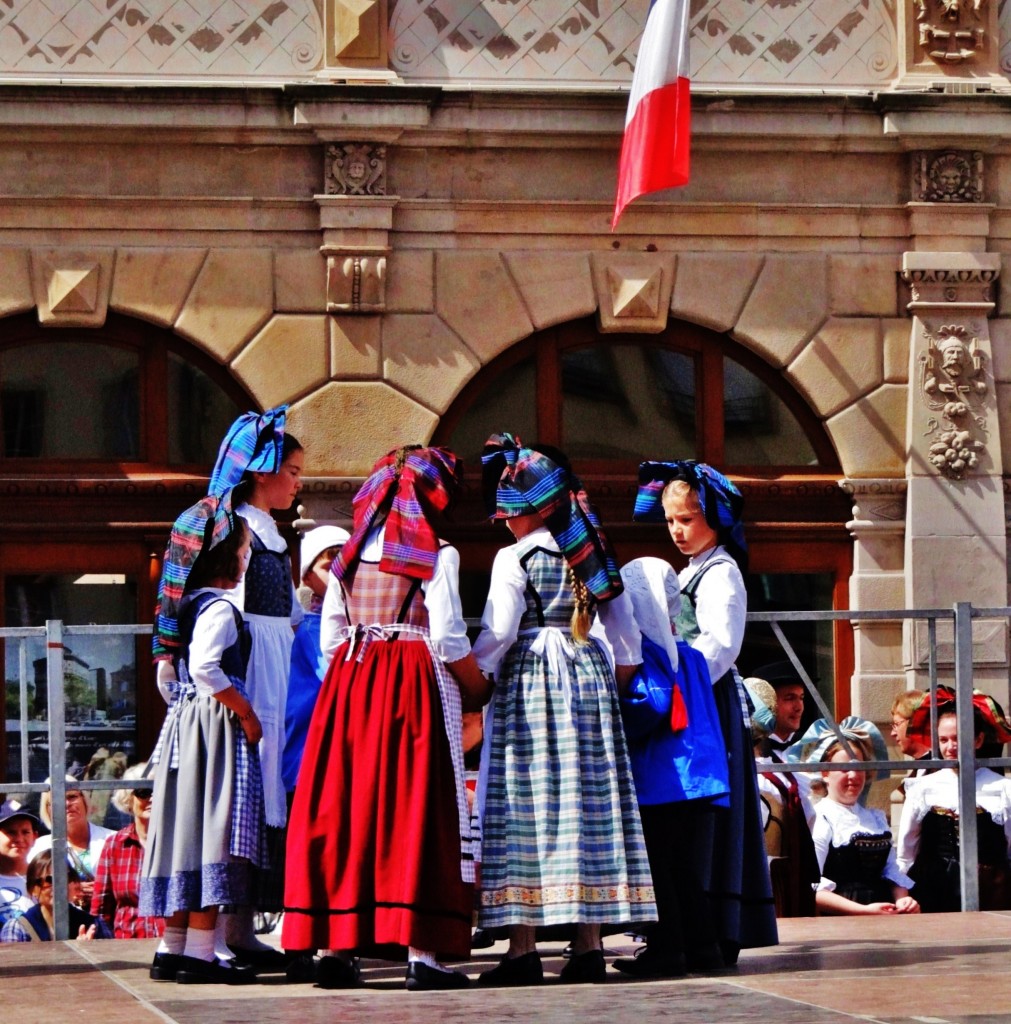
(612, 0, 691, 228)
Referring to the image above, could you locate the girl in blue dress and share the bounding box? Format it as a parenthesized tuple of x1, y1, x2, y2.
(633, 460, 777, 966)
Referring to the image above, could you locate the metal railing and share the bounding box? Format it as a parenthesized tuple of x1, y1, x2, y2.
(2, 621, 152, 941)
(1, 604, 1006, 938)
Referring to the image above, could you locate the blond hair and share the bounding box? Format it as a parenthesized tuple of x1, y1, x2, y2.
(566, 564, 594, 645)
(662, 478, 701, 511)
(891, 690, 925, 721)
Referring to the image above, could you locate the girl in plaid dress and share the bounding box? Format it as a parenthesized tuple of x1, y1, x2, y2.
(473, 435, 656, 986)
(140, 502, 265, 986)
(282, 445, 489, 992)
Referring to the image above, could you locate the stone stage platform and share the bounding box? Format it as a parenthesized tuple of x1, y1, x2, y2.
(4, 913, 1010, 1024)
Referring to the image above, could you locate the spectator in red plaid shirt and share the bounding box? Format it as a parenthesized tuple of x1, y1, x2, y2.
(90, 764, 164, 939)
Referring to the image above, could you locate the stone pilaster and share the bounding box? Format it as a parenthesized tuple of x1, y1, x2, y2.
(896, 0, 1011, 92)
(840, 479, 908, 723)
(900, 251, 1008, 694)
(317, 191, 397, 315)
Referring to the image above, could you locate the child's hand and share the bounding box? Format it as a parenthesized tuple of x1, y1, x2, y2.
(894, 896, 920, 914)
(240, 710, 263, 746)
(76, 923, 97, 942)
(864, 902, 898, 914)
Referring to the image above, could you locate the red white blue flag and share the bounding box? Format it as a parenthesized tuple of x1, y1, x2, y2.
(612, 0, 691, 228)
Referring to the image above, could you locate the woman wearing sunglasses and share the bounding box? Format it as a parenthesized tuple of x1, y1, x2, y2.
(0, 849, 111, 942)
(90, 763, 164, 939)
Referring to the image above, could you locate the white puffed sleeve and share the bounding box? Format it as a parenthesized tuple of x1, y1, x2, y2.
(472, 545, 527, 676)
(421, 545, 472, 663)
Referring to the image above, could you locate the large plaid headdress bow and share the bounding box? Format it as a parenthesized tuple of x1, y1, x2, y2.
(207, 405, 287, 499)
(633, 459, 748, 573)
(152, 490, 237, 661)
(906, 685, 1011, 752)
(333, 445, 462, 582)
(481, 433, 623, 602)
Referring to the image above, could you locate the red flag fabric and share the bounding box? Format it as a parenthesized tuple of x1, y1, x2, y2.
(612, 0, 691, 228)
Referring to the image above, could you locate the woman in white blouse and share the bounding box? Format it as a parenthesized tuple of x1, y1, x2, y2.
(897, 709, 1011, 912)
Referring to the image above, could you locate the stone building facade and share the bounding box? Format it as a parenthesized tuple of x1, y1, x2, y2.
(2, 0, 1011, 754)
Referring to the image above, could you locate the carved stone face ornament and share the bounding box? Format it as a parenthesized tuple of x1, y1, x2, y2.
(920, 325, 987, 480)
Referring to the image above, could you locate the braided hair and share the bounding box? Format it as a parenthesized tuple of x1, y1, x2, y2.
(566, 563, 594, 645)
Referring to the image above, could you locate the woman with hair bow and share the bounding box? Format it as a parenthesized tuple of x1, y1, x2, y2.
(632, 460, 777, 970)
(473, 435, 656, 986)
(282, 445, 489, 992)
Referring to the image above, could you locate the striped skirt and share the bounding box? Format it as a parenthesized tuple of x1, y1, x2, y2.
(478, 628, 657, 928)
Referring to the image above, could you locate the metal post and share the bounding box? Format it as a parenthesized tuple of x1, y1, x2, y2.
(18, 639, 30, 782)
(928, 617, 939, 758)
(45, 620, 70, 941)
(953, 602, 979, 913)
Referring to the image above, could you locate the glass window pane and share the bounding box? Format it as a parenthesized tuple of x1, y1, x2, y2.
(740, 571, 836, 726)
(446, 357, 537, 465)
(0, 343, 139, 458)
(723, 358, 818, 466)
(167, 352, 243, 465)
(4, 574, 138, 825)
(561, 345, 697, 460)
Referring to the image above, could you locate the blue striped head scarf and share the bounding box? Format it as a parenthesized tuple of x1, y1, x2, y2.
(152, 490, 237, 661)
(333, 445, 462, 582)
(481, 433, 623, 602)
(207, 405, 287, 499)
(633, 459, 748, 573)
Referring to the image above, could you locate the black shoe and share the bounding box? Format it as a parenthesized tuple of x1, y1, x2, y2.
(719, 940, 740, 967)
(471, 928, 496, 950)
(478, 951, 543, 987)
(227, 944, 290, 973)
(559, 948, 606, 984)
(685, 942, 725, 973)
(612, 946, 686, 979)
(149, 952, 182, 981)
(405, 961, 470, 991)
(175, 955, 258, 985)
(316, 955, 362, 990)
(285, 953, 318, 984)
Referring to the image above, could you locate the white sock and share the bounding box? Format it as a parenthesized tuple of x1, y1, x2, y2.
(184, 927, 216, 963)
(157, 925, 185, 956)
(408, 947, 450, 972)
(213, 915, 234, 961)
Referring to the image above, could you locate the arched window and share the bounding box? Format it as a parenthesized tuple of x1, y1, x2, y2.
(0, 312, 246, 467)
(0, 313, 254, 783)
(439, 316, 837, 472)
(434, 315, 853, 721)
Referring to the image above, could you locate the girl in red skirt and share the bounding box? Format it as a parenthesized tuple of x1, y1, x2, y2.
(282, 445, 489, 991)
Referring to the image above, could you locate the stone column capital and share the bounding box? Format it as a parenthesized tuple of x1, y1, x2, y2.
(901, 251, 1000, 314)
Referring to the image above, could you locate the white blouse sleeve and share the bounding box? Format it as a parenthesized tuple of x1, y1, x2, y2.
(810, 809, 836, 891)
(472, 545, 527, 676)
(422, 545, 472, 663)
(320, 573, 349, 662)
(596, 590, 642, 666)
(691, 559, 746, 683)
(186, 599, 240, 696)
(896, 785, 924, 874)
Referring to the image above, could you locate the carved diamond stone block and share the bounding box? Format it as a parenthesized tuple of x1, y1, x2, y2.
(592, 254, 675, 333)
(31, 249, 113, 327)
(912, 150, 984, 203)
(325, 143, 386, 196)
